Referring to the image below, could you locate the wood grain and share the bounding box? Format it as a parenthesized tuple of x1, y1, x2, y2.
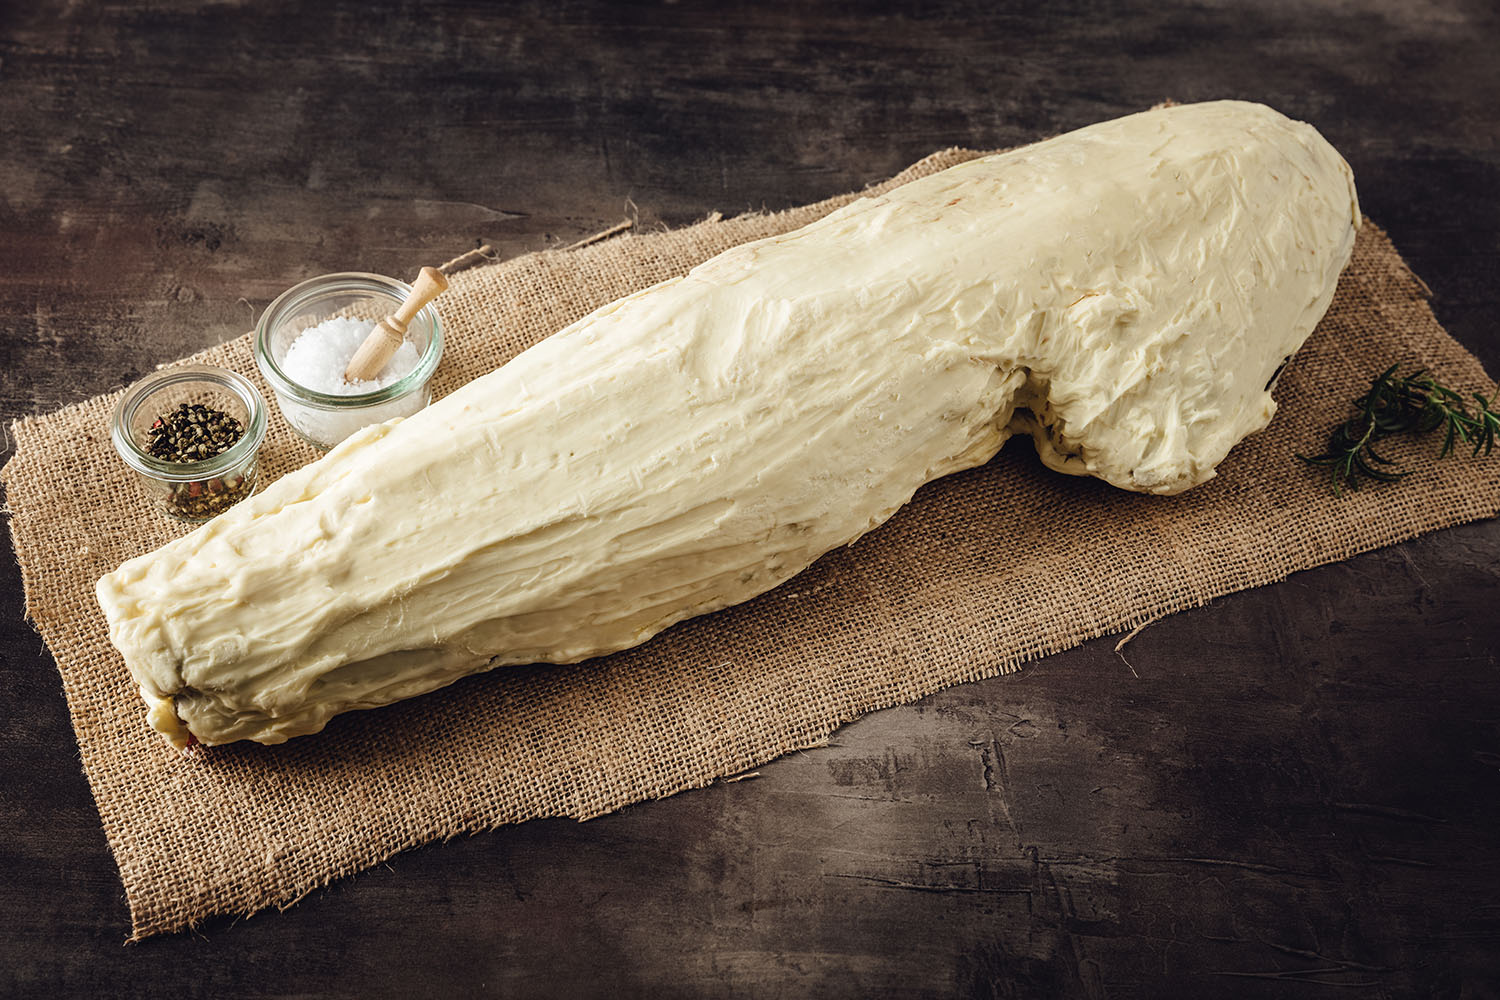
(2, 0, 1498, 996)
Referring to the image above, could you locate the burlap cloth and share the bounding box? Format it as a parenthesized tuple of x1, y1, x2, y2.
(5, 148, 1499, 940)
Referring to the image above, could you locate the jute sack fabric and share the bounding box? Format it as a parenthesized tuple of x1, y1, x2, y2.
(5, 148, 1499, 940)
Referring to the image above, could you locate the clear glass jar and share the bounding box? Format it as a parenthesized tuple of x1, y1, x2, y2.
(253, 272, 444, 450)
(110, 365, 268, 523)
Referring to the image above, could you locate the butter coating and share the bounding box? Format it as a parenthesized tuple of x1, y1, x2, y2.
(96, 100, 1359, 746)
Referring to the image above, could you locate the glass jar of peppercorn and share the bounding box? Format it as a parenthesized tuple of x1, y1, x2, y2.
(110, 365, 268, 523)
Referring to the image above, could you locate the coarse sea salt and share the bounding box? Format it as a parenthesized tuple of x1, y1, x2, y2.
(276, 315, 427, 448)
(282, 316, 420, 394)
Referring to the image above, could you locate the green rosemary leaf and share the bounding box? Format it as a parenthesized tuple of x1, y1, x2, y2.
(1473, 394, 1500, 456)
(1440, 416, 1459, 458)
(1351, 452, 1406, 482)
(1300, 364, 1500, 495)
(1297, 453, 1339, 466)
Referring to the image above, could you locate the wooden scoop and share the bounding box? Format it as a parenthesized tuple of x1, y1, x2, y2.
(343, 266, 449, 383)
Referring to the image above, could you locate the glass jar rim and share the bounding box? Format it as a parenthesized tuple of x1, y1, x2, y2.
(253, 271, 445, 410)
(110, 365, 268, 482)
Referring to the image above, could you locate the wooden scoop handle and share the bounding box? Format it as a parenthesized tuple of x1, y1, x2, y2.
(343, 266, 449, 383)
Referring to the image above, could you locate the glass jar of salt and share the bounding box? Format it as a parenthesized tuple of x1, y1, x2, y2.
(254, 272, 444, 450)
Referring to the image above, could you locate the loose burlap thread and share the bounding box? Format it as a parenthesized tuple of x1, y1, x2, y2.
(5, 149, 1499, 940)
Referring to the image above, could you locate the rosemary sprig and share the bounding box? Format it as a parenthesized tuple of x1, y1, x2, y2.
(1299, 364, 1500, 496)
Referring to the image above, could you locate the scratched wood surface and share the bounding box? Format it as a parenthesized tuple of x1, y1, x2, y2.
(3, 1, 1499, 997)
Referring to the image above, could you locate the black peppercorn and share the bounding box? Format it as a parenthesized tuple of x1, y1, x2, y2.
(145, 402, 252, 518)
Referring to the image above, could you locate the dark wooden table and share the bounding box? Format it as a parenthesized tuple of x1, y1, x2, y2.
(3, 2, 1498, 996)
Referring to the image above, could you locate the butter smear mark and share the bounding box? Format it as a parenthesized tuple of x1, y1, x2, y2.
(96, 100, 1361, 748)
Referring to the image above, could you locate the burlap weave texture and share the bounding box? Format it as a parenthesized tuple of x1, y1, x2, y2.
(4, 149, 1498, 939)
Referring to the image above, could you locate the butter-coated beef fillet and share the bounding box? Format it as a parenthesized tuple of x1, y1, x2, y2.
(97, 100, 1360, 746)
